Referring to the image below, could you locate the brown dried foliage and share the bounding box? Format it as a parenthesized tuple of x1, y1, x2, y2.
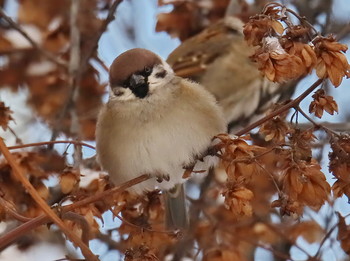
(0, 150, 65, 220)
(274, 160, 330, 216)
(156, 0, 230, 40)
(0, 102, 14, 131)
(337, 212, 350, 255)
(329, 135, 350, 200)
(309, 89, 338, 118)
(0, 0, 106, 140)
(244, 4, 350, 86)
(0, 1, 349, 260)
(314, 36, 350, 87)
(259, 115, 290, 143)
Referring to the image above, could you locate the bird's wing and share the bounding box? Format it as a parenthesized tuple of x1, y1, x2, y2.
(166, 17, 244, 79)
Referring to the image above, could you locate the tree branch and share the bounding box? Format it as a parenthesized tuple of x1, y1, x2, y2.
(49, 0, 124, 144)
(0, 174, 149, 250)
(0, 138, 99, 261)
(235, 79, 323, 136)
(8, 140, 95, 150)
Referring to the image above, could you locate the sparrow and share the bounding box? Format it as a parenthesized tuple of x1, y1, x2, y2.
(166, 16, 282, 130)
(95, 48, 226, 229)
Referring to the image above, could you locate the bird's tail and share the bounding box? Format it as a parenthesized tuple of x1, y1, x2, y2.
(164, 183, 188, 230)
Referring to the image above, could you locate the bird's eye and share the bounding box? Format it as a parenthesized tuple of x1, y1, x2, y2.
(155, 70, 167, 78)
(144, 67, 151, 73)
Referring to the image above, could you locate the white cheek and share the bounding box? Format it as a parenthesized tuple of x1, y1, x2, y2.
(148, 75, 165, 92)
(148, 63, 174, 92)
(109, 87, 136, 101)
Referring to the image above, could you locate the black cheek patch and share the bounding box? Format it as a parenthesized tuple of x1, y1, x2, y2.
(132, 83, 149, 98)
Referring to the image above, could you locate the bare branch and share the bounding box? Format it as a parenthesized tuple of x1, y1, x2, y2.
(49, 0, 124, 144)
(0, 138, 99, 261)
(0, 174, 149, 250)
(235, 79, 323, 136)
(8, 140, 95, 150)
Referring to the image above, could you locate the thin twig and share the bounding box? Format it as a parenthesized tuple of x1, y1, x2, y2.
(235, 79, 323, 136)
(292, 121, 350, 132)
(336, 23, 350, 40)
(313, 212, 350, 258)
(7, 126, 23, 145)
(255, 160, 282, 195)
(61, 212, 90, 246)
(115, 215, 176, 235)
(0, 8, 67, 67)
(8, 140, 95, 150)
(94, 55, 110, 73)
(0, 174, 149, 250)
(50, 0, 82, 145)
(241, 237, 294, 261)
(69, 0, 83, 168)
(263, 221, 313, 259)
(263, 2, 318, 35)
(49, 0, 123, 144)
(79, 0, 123, 72)
(296, 106, 339, 137)
(0, 138, 99, 261)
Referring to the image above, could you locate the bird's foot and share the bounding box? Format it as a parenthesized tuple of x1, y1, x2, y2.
(156, 174, 170, 183)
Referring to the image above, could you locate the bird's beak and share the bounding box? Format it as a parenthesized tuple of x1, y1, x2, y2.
(130, 74, 146, 88)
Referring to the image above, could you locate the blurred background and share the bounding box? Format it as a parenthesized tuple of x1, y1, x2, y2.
(0, 0, 350, 260)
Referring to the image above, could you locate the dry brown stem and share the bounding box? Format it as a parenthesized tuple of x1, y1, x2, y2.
(0, 138, 99, 260)
(0, 174, 149, 250)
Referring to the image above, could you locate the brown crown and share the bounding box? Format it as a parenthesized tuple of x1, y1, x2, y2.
(109, 48, 162, 86)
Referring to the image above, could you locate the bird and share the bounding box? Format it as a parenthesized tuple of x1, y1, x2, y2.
(166, 15, 282, 131)
(95, 48, 226, 229)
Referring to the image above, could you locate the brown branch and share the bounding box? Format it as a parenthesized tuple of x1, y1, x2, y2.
(50, 0, 82, 145)
(294, 121, 350, 132)
(235, 79, 323, 136)
(255, 160, 282, 195)
(79, 0, 123, 71)
(336, 23, 350, 40)
(263, 2, 318, 35)
(217, 220, 295, 261)
(240, 237, 294, 261)
(69, 0, 83, 168)
(115, 214, 176, 235)
(263, 222, 312, 259)
(62, 175, 149, 212)
(313, 212, 350, 258)
(8, 140, 95, 150)
(0, 174, 149, 250)
(49, 0, 123, 144)
(296, 106, 339, 137)
(0, 8, 67, 68)
(62, 212, 90, 246)
(0, 138, 99, 261)
(7, 126, 23, 145)
(93, 56, 109, 73)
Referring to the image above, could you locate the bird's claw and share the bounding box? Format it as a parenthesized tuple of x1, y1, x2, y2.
(156, 174, 170, 183)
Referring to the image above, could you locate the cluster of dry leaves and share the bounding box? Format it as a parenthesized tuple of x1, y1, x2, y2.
(0, 0, 350, 261)
(0, 0, 107, 140)
(243, 3, 350, 86)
